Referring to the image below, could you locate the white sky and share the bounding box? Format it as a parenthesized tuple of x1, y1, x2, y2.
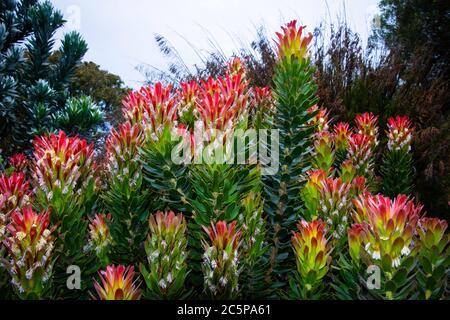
(52, 0, 380, 89)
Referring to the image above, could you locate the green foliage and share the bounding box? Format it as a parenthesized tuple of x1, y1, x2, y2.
(381, 149, 414, 197)
(70, 61, 130, 125)
(55, 96, 104, 139)
(263, 57, 318, 290)
(140, 128, 191, 213)
(0, 0, 87, 153)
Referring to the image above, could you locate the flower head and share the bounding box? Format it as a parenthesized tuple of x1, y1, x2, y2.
(355, 112, 379, 148)
(227, 57, 247, 79)
(333, 122, 350, 154)
(8, 153, 29, 173)
(312, 131, 335, 171)
(307, 105, 330, 132)
(387, 116, 414, 152)
(93, 265, 142, 300)
(0, 172, 32, 217)
(350, 194, 423, 269)
(122, 83, 177, 137)
(2, 207, 54, 298)
(142, 211, 188, 298)
(347, 133, 374, 177)
(88, 213, 112, 257)
(200, 74, 250, 129)
(176, 80, 200, 129)
(202, 221, 241, 298)
(417, 217, 448, 250)
(275, 20, 313, 62)
(292, 220, 332, 288)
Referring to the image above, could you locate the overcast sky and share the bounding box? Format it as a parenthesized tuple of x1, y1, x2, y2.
(52, 0, 380, 89)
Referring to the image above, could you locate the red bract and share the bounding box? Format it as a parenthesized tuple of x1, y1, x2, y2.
(0, 172, 32, 216)
(8, 153, 28, 173)
(177, 80, 200, 128)
(227, 57, 247, 78)
(307, 105, 330, 132)
(196, 74, 250, 131)
(333, 122, 350, 152)
(2, 207, 54, 298)
(105, 122, 143, 177)
(387, 115, 414, 152)
(203, 220, 241, 252)
(350, 194, 423, 268)
(93, 265, 141, 300)
(347, 133, 374, 177)
(275, 20, 313, 62)
(355, 112, 378, 148)
(88, 213, 112, 261)
(122, 83, 177, 137)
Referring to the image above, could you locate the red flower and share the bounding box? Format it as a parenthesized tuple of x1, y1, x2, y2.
(0, 172, 32, 216)
(8, 153, 28, 173)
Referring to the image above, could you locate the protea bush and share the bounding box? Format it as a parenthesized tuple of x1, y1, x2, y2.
(31, 131, 98, 295)
(416, 218, 449, 299)
(381, 116, 415, 197)
(93, 265, 141, 300)
(0, 19, 448, 301)
(102, 122, 148, 264)
(135, 83, 190, 213)
(1, 207, 55, 299)
(264, 20, 317, 288)
(290, 220, 332, 299)
(140, 211, 188, 299)
(348, 194, 422, 299)
(202, 221, 242, 299)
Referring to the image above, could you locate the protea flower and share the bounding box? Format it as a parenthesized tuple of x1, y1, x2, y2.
(311, 131, 335, 172)
(202, 220, 242, 299)
(350, 176, 368, 198)
(249, 86, 274, 129)
(307, 105, 330, 133)
(87, 213, 112, 267)
(0, 172, 32, 217)
(227, 57, 247, 79)
(347, 133, 375, 178)
(32, 131, 97, 218)
(318, 177, 352, 241)
(416, 217, 449, 299)
(275, 20, 313, 62)
(301, 169, 329, 219)
(355, 112, 379, 149)
(105, 122, 143, 184)
(339, 159, 356, 183)
(291, 220, 332, 298)
(381, 116, 415, 197)
(122, 83, 177, 139)
(140, 211, 188, 299)
(93, 265, 141, 300)
(1, 207, 54, 299)
(32, 130, 98, 266)
(333, 122, 350, 165)
(103, 122, 147, 264)
(387, 116, 413, 152)
(8, 153, 28, 173)
(177, 80, 200, 129)
(350, 194, 422, 270)
(197, 74, 250, 132)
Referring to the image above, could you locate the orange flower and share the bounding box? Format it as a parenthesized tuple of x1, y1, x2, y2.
(275, 20, 313, 62)
(93, 265, 142, 300)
